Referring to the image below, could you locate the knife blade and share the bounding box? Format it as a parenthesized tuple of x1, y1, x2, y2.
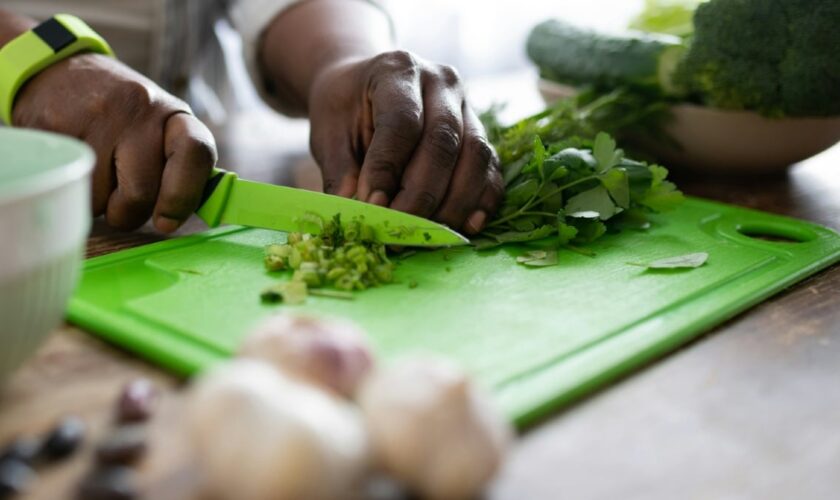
(195, 169, 469, 247)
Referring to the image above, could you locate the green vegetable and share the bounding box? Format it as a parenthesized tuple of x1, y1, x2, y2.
(479, 124, 684, 251)
(629, 0, 705, 38)
(486, 87, 673, 170)
(516, 250, 559, 267)
(262, 215, 395, 303)
(526, 19, 687, 95)
(629, 252, 709, 269)
(674, 0, 840, 117)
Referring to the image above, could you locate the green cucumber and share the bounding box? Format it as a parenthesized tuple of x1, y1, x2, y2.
(526, 19, 686, 95)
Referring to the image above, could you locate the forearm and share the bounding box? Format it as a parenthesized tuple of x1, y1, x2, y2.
(0, 9, 36, 47)
(258, 0, 392, 116)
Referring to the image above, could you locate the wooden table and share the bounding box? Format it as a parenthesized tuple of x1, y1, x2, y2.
(2, 72, 839, 500)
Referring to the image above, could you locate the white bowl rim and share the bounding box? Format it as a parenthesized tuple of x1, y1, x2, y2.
(0, 128, 94, 204)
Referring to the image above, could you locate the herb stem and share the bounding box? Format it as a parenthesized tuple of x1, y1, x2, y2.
(486, 175, 599, 229)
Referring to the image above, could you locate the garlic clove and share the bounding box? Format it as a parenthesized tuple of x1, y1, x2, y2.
(183, 360, 370, 500)
(239, 314, 375, 398)
(358, 356, 513, 500)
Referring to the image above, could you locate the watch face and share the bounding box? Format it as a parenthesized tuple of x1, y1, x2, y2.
(33, 18, 77, 53)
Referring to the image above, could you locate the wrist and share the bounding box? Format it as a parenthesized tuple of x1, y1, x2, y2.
(256, 0, 392, 116)
(0, 9, 36, 47)
(0, 14, 114, 125)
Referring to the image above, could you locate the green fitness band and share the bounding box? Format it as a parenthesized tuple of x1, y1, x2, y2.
(0, 14, 114, 125)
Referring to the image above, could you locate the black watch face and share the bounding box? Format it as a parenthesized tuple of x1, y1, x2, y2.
(33, 18, 77, 53)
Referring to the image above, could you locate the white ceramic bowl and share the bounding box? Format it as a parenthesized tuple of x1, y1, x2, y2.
(0, 128, 94, 382)
(538, 78, 840, 174)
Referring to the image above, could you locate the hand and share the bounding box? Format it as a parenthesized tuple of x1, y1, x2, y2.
(13, 53, 217, 233)
(307, 51, 504, 235)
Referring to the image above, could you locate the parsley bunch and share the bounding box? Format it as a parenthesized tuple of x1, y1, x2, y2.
(476, 90, 684, 253)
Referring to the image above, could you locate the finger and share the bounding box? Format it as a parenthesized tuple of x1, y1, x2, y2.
(356, 59, 424, 204)
(312, 129, 361, 199)
(433, 104, 494, 233)
(472, 164, 505, 235)
(389, 74, 463, 218)
(84, 131, 117, 217)
(105, 122, 166, 230)
(152, 113, 218, 233)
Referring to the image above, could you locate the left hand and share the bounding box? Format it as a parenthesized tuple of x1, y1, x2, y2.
(306, 50, 504, 235)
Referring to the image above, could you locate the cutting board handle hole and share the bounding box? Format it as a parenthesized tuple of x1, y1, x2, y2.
(736, 223, 815, 244)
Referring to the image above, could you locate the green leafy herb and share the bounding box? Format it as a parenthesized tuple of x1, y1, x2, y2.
(477, 95, 685, 261)
(628, 252, 709, 269)
(516, 250, 559, 267)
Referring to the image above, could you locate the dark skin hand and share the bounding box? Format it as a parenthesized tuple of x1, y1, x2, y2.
(260, 0, 504, 235)
(1, 0, 503, 235)
(0, 9, 216, 233)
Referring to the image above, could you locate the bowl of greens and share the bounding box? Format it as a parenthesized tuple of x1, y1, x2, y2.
(528, 0, 840, 173)
(0, 128, 94, 383)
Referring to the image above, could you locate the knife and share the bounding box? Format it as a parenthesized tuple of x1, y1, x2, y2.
(195, 169, 469, 247)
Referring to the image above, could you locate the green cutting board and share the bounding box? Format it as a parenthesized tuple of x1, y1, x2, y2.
(68, 198, 840, 426)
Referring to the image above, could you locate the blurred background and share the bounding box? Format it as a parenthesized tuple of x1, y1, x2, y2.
(389, 0, 644, 77)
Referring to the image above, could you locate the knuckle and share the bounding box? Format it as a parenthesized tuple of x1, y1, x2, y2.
(466, 135, 493, 166)
(120, 81, 155, 112)
(437, 64, 462, 86)
(373, 50, 419, 75)
(425, 121, 462, 167)
(375, 109, 423, 142)
(187, 136, 218, 169)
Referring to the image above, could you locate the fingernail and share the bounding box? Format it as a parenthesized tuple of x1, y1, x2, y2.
(466, 210, 486, 234)
(367, 190, 389, 207)
(155, 216, 181, 234)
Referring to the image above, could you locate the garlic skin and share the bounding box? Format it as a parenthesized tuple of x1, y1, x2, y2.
(239, 314, 374, 398)
(358, 356, 513, 500)
(183, 360, 369, 500)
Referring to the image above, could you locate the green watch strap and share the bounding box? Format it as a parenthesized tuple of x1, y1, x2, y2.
(0, 14, 114, 125)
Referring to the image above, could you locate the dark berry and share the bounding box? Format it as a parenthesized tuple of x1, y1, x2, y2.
(41, 416, 85, 460)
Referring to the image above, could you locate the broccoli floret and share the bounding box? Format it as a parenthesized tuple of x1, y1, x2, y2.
(675, 0, 840, 117)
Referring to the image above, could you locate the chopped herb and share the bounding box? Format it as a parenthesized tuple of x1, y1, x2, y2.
(628, 252, 709, 270)
(387, 225, 417, 239)
(516, 250, 559, 267)
(262, 215, 396, 304)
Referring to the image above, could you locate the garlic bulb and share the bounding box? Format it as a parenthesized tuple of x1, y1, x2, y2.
(183, 360, 370, 500)
(358, 356, 513, 500)
(239, 314, 374, 398)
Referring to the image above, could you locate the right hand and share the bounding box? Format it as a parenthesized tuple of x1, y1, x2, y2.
(12, 53, 218, 233)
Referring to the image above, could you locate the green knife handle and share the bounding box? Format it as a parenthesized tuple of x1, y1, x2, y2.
(196, 168, 237, 227)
